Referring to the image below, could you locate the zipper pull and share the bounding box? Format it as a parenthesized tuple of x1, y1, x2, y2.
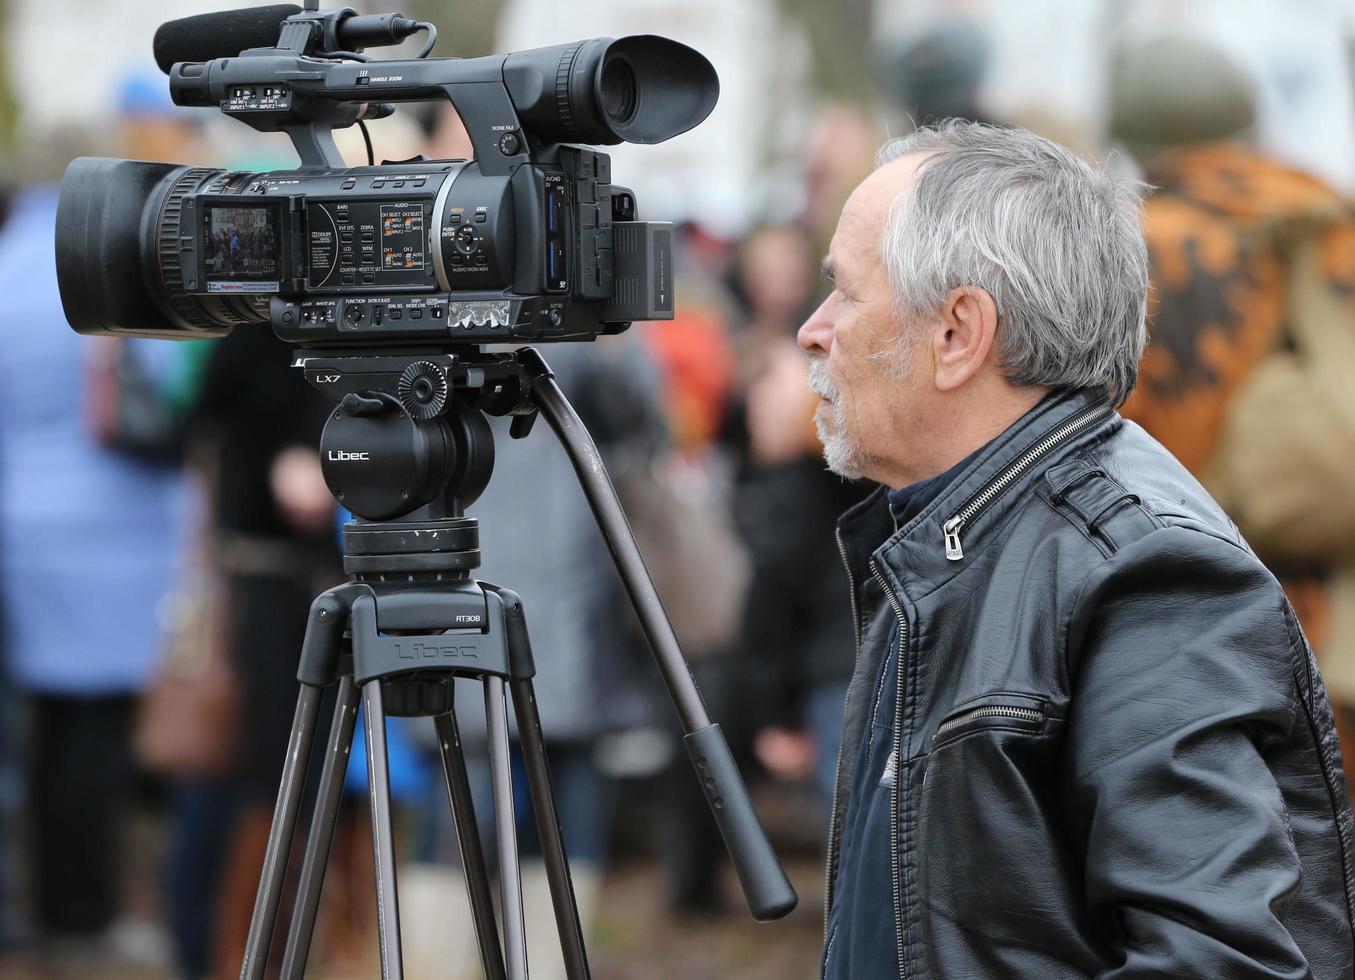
(880, 748, 898, 788)
(942, 516, 965, 561)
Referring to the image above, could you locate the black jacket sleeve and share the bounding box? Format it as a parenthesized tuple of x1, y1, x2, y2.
(1064, 525, 1310, 979)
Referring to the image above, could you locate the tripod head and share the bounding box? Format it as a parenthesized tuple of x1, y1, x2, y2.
(306, 349, 519, 523)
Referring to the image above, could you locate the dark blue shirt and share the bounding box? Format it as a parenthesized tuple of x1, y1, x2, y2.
(826, 446, 986, 978)
(885, 448, 983, 528)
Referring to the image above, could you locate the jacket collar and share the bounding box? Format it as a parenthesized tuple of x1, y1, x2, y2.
(837, 387, 1114, 604)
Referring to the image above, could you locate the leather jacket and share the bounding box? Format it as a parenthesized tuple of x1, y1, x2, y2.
(822, 388, 1355, 979)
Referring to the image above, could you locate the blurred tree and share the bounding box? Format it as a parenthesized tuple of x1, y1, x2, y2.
(405, 0, 505, 57)
(0, 0, 20, 156)
(777, 0, 880, 106)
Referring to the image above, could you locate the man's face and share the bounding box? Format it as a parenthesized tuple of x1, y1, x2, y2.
(798, 154, 931, 484)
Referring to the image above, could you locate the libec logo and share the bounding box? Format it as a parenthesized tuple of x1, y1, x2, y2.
(395, 641, 478, 661)
(328, 450, 371, 462)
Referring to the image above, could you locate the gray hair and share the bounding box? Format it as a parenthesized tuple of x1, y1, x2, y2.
(876, 121, 1148, 405)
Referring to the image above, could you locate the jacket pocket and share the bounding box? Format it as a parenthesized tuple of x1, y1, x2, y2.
(931, 692, 1051, 751)
(918, 693, 1101, 977)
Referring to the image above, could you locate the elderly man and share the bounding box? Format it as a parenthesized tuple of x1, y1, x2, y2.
(800, 120, 1355, 978)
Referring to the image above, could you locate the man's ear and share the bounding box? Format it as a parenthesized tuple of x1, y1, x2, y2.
(931, 286, 999, 392)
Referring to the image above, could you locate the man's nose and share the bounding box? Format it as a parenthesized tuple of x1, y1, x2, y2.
(797, 295, 834, 356)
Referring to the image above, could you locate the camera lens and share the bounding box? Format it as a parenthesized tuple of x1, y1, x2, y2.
(599, 57, 637, 124)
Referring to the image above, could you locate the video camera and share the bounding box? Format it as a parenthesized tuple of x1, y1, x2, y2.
(55, 2, 717, 346)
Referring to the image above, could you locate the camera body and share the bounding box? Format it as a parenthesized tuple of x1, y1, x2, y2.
(62, 147, 669, 345)
(55, 14, 711, 347)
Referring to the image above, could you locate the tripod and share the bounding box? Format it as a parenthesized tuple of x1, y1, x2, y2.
(239, 347, 796, 979)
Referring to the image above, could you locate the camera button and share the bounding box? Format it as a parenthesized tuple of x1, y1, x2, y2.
(392, 180, 405, 188)
(448, 212, 462, 224)
(341, 179, 356, 190)
(388, 307, 403, 320)
(342, 273, 355, 285)
(474, 212, 487, 223)
(413, 179, 427, 187)
(362, 273, 375, 285)
(410, 308, 424, 320)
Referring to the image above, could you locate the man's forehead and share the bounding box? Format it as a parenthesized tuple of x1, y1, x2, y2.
(829, 153, 927, 272)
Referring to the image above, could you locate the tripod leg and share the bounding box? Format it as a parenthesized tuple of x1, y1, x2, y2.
(362, 679, 404, 980)
(241, 684, 324, 980)
(524, 353, 798, 922)
(278, 674, 360, 980)
(485, 676, 529, 980)
(434, 709, 508, 980)
(510, 678, 590, 980)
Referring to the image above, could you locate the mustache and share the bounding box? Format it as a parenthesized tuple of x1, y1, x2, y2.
(808, 357, 838, 402)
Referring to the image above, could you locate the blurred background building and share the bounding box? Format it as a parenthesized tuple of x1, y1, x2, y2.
(0, 0, 1351, 977)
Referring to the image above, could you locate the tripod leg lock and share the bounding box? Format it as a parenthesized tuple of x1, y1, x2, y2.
(479, 584, 536, 680)
(297, 585, 365, 686)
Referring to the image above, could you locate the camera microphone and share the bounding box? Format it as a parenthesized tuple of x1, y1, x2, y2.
(154, 6, 427, 75)
(153, 5, 302, 74)
(335, 14, 425, 51)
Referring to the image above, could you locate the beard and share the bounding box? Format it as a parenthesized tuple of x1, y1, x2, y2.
(808, 357, 875, 480)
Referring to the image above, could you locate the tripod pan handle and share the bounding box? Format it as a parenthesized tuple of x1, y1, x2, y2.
(685, 723, 798, 921)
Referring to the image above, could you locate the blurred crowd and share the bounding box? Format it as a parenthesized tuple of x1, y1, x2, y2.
(0, 3, 1352, 978)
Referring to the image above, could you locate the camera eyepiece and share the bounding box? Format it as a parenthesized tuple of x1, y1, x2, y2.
(600, 57, 638, 126)
(504, 35, 718, 146)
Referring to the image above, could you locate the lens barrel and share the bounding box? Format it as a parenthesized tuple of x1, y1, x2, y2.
(57, 159, 190, 337)
(57, 159, 266, 339)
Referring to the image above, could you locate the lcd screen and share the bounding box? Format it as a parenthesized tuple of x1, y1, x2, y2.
(202, 204, 281, 282)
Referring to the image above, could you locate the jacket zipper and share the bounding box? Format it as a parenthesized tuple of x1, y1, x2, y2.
(934, 704, 1042, 740)
(941, 403, 1112, 561)
(823, 525, 861, 945)
(871, 557, 909, 980)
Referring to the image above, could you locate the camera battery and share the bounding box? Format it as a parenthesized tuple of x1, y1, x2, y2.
(600, 221, 673, 322)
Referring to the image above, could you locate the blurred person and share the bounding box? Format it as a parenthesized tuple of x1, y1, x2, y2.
(1112, 36, 1355, 786)
(729, 223, 820, 382)
(0, 71, 200, 965)
(185, 326, 342, 978)
(721, 221, 874, 824)
(739, 340, 872, 814)
(878, 18, 994, 128)
(801, 119, 1353, 977)
(642, 223, 741, 458)
(623, 220, 757, 916)
(801, 104, 882, 257)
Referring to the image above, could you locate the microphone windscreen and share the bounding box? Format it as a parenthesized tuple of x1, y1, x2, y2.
(153, 4, 302, 74)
